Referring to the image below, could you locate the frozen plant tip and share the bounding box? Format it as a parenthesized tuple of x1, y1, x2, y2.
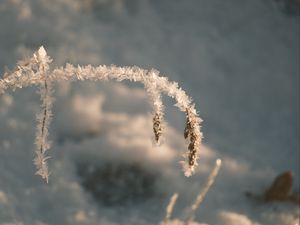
(182, 107, 203, 177)
(0, 46, 204, 181)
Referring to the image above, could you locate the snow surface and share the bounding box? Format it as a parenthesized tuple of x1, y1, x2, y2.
(0, 0, 299, 225)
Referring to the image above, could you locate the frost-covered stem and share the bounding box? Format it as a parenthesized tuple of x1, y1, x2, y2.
(0, 47, 204, 177)
(33, 47, 53, 183)
(34, 79, 53, 182)
(161, 193, 178, 225)
(184, 159, 222, 225)
(143, 69, 165, 144)
(50, 65, 203, 175)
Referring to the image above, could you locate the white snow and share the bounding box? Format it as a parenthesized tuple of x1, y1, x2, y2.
(0, 0, 299, 225)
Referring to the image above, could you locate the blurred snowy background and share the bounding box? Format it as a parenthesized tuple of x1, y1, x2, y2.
(0, 0, 299, 224)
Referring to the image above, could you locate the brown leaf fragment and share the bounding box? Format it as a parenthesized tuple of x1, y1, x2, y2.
(264, 171, 300, 204)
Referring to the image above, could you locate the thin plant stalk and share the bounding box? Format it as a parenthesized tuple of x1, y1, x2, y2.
(184, 159, 222, 225)
(161, 193, 179, 225)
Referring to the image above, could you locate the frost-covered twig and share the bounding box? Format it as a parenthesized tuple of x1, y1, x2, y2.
(143, 69, 165, 145)
(34, 79, 53, 183)
(0, 47, 204, 181)
(33, 47, 53, 183)
(184, 159, 222, 225)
